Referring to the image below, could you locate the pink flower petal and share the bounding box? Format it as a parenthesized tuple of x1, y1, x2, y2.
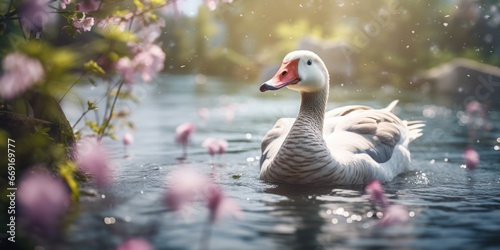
(464, 147, 480, 170)
(175, 122, 196, 146)
(0, 52, 45, 99)
(378, 204, 409, 226)
(365, 179, 388, 208)
(73, 138, 114, 187)
(116, 238, 153, 250)
(205, 184, 242, 222)
(165, 168, 210, 211)
(60, 0, 71, 9)
(202, 138, 228, 156)
(123, 132, 134, 146)
(18, 169, 71, 231)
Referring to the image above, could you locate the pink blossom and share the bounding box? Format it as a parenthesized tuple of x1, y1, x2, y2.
(365, 179, 389, 208)
(73, 137, 114, 187)
(135, 45, 165, 82)
(116, 238, 153, 250)
(466, 100, 483, 114)
(18, 169, 71, 231)
(378, 204, 409, 226)
(202, 138, 228, 156)
(175, 122, 196, 158)
(72, 13, 95, 33)
(0, 52, 45, 99)
(19, 0, 54, 34)
(205, 184, 243, 222)
(76, 0, 101, 12)
(115, 57, 135, 83)
(464, 147, 480, 170)
(97, 16, 128, 31)
(366, 179, 409, 227)
(165, 168, 210, 211)
(135, 19, 166, 47)
(115, 45, 166, 83)
(123, 132, 134, 146)
(60, 0, 71, 9)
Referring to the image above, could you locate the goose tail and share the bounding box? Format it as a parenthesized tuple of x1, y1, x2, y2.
(385, 100, 399, 112)
(407, 120, 425, 142)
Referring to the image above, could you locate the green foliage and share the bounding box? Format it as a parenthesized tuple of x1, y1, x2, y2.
(84, 60, 106, 75)
(59, 161, 80, 201)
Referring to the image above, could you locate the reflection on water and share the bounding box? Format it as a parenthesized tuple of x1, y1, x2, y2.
(58, 74, 500, 249)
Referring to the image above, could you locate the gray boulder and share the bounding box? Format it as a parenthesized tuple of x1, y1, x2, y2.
(416, 58, 500, 106)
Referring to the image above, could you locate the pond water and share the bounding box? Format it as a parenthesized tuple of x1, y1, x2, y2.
(58, 74, 500, 250)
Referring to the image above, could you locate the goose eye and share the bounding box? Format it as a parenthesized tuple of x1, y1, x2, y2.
(307, 59, 312, 66)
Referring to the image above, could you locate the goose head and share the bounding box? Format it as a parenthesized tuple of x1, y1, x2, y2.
(260, 50, 329, 93)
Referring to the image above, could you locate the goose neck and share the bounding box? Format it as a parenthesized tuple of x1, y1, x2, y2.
(296, 89, 328, 133)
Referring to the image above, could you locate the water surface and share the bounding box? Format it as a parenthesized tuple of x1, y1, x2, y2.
(60, 74, 500, 250)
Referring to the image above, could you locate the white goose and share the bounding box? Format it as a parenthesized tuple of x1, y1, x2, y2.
(259, 50, 424, 186)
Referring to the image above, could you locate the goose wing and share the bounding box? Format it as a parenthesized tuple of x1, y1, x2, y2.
(260, 118, 294, 168)
(325, 110, 405, 163)
(324, 101, 421, 164)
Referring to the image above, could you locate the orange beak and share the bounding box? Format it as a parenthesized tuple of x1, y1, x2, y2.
(260, 58, 301, 92)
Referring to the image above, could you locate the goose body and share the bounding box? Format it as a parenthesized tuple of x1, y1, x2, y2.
(259, 50, 424, 186)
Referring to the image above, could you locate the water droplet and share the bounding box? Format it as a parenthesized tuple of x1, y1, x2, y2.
(125, 216, 131, 222)
(331, 218, 338, 224)
(246, 133, 252, 140)
(443, 22, 448, 27)
(326, 209, 332, 215)
(346, 218, 353, 223)
(367, 211, 374, 218)
(430, 159, 435, 164)
(104, 217, 116, 225)
(444, 158, 448, 162)
(101, 194, 106, 199)
(335, 207, 345, 215)
(494, 145, 499, 151)
(140, 190, 144, 194)
(409, 211, 415, 217)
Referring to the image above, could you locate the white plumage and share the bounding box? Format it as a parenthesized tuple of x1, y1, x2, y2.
(259, 50, 424, 186)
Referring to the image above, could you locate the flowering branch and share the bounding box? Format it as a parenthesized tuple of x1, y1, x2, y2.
(98, 79, 125, 141)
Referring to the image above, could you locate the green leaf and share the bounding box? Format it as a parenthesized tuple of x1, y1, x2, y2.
(87, 100, 98, 111)
(59, 161, 80, 201)
(133, 0, 145, 10)
(84, 60, 106, 75)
